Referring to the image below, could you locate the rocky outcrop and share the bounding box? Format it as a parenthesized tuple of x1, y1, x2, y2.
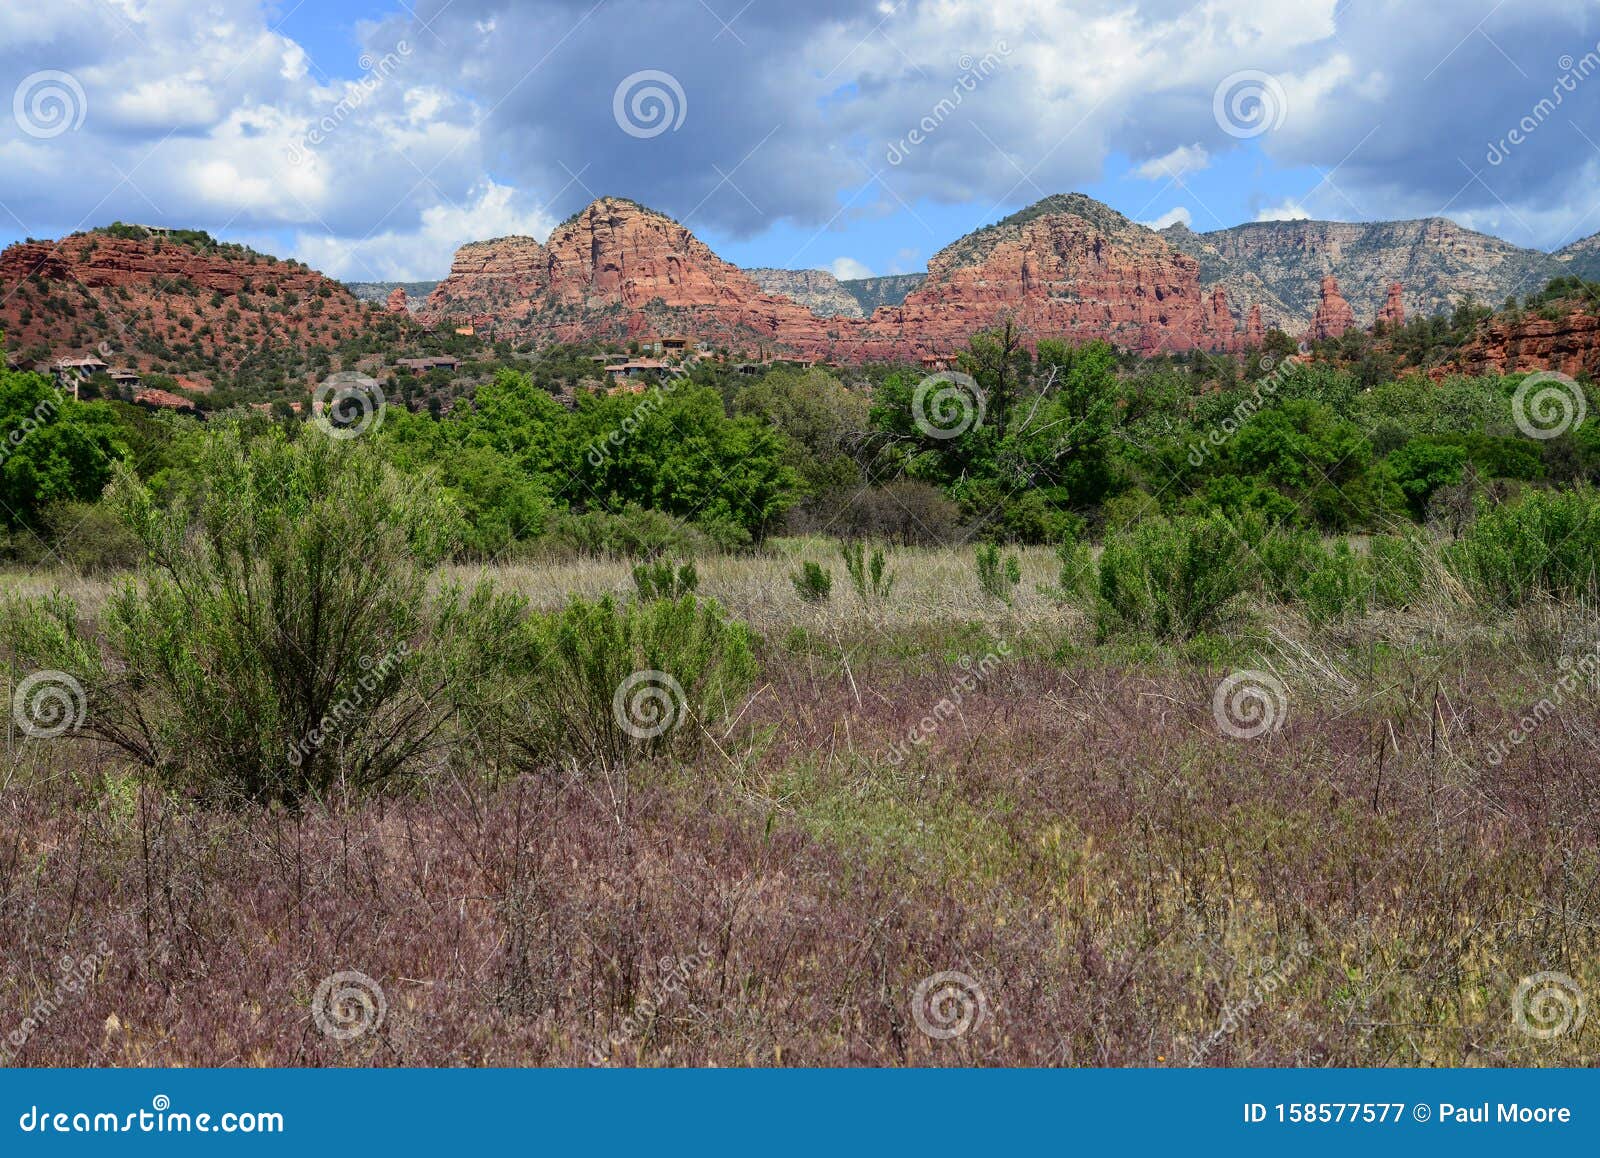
(0, 229, 378, 374)
(1307, 276, 1356, 341)
(386, 287, 410, 313)
(422, 194, 1248, 359)
(1202, 287, 1238, 351)
(1458, 303, 1600, 378)
(1170, 216, 1561, 332)
(840, 274, 925, 313)
(746, 269, 863, 318)
(1377, 282, 1405, 329)
(1243, 303, 1265, 347)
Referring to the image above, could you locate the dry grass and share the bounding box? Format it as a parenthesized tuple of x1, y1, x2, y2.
(3, 548, 1599, 1067)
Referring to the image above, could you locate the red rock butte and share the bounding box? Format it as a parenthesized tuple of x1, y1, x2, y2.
(420, 195, 1273, 360)
(1306, 275, 1356, 341)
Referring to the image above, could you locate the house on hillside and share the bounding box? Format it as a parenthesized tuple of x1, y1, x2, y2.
(394, 356, 460, 374)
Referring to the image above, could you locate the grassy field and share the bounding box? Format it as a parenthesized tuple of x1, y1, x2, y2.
(3, 540, 1597, 1067)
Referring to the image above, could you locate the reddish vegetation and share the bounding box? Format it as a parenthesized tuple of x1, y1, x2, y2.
(1458, 303, 1600, 378)
(3, 653, 1594, 1066)
(0, 232, 379, 370)
(1306, 275, 1356, 341)
(422, 196, 1265, 359)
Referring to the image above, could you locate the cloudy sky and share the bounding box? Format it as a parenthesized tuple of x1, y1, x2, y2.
(4, 0, 1600, 281)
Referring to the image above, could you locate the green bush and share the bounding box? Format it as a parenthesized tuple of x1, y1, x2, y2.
(975, 543, 1022, 603)
(632, 558, 699, 601)
(1096, 513, 1246, 640)
(1369, 529, 1434, 608)
(839, 540, 895, 600)
(1301, 540, 1368, 626)
(0, 427, 472, 802)
(1056, 527, 1096, 603)
(462, 592, 757, 771)
(791, 560, 833, 603)
(542, 504, 716, 559)
(1445, 487, 1600, 606)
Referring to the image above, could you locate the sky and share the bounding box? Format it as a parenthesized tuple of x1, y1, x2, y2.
(4, 0, 1600, 283)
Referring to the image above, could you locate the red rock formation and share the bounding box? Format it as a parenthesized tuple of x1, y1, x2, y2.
(1243, 303, 1265, 347)
(422, 195, 1232, 360)
(386, 286, 409, 313)
(1376, 282, 1405, 329)
(1458, 303, 1600, 378)
(1306, 275, 1355, 341)
(0, 231, 380, 372)
(1201, 286, 1238, 351)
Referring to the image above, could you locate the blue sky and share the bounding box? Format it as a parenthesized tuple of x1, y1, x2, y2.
(4, 1, 1600, 281)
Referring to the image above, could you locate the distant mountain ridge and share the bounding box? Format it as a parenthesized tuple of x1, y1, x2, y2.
(1162, 217, 1576, 332)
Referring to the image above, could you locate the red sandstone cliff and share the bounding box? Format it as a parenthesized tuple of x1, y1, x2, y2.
(1458, 302, 1600, 378)
(1377, 282, 1405, 329)
(0, 228, 379, 375)
(422, 194, 1250, 359)
(1306, 275, 1356, 341)
(386, 286, 410, 313)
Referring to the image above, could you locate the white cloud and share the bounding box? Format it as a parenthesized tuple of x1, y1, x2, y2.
(1257, 201, 1311, 221)
(1140, 206, 1193, 230)
(829, 256, 873, 280)
(1133, 144, 1210, 181)
(293, 182, 557, 281)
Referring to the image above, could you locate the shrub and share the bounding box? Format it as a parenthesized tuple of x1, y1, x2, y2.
(975, 543, 1022, 603)
(1056, 527, 1096, 603)
(840, 540, 895, 600)
(0, 427, 472, 802)
(1445, 486, 1600, 606)
(1301, 540, 1368, 626)
(542, 504, 715, 559)
(632, 559, 699, 602)
(790, 561, 833, 603)
(1369, 529, 1435, 608)
(461, 592, 758, 771)
(1096, 513, 1246, 640)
